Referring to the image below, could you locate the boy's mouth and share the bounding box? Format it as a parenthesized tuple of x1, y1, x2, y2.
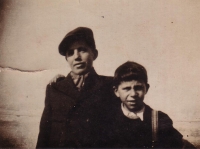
(127, 101, 136, 105)
(74, 62, 86, 68)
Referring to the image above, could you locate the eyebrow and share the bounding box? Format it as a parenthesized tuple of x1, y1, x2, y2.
(68, 48, 75, 51)
(69, 46, 86, 50)
(122, 86, 131, 90)
(121, 84, 144, 89)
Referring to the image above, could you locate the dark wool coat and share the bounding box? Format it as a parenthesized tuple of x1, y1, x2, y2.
(99, 102, 184, 148)
(36, 69, 113, 148)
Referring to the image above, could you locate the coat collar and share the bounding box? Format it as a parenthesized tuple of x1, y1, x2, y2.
(51, 68, 100, 100)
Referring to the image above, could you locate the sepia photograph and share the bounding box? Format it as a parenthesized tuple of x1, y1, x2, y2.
(0, 0, 199, 148)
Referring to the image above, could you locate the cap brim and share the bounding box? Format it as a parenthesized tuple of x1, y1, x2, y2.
(58, 36, 77, 56)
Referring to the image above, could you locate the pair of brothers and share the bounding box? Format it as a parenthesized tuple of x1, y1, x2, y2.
(36, 27, 187, 148)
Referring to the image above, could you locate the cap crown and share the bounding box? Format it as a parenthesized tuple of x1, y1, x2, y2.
(59, 27, 96, 56)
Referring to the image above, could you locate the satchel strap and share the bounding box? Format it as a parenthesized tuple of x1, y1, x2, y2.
(152, 109, 158, 148)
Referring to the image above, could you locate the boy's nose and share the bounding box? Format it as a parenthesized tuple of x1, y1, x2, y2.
(74, 49, 80, 59)
(130, 89, 137, 96)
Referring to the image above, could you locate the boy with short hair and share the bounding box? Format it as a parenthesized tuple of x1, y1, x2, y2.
(104, 61, 184, 148)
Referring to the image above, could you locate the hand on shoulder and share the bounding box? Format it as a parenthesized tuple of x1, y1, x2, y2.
(49, 74, 65, 85)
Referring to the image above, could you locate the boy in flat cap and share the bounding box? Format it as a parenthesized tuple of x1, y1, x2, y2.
(100, 61, 185, 148)
(36, 27, 113, 148)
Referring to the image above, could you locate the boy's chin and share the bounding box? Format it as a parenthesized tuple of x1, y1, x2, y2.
(129, 105, 144, 112)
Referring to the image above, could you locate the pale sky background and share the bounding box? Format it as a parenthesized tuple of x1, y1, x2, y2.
(0, 0, 200, 148)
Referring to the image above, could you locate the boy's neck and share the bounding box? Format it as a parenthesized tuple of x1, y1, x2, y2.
(121, 103, 145, 121)
(124, 104, 145, 113)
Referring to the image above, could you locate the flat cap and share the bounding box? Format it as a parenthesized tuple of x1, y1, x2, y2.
(59, 27, 96, 56)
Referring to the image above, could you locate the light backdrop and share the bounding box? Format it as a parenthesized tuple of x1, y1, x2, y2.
(0, 0, 200, 148)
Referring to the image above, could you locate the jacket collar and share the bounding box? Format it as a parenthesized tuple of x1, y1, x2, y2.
(114, 103, 153, 123)
(52, 68, 100, 100)
(121, 103, 145, 121)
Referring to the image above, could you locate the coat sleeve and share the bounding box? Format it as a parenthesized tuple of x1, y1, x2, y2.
(158, 112, 183, 148)
(36, 85, 52, 148)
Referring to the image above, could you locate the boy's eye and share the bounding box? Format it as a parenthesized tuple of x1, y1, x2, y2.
(78, 47, 87, 52)
(134, 85, 144, 91)
(67, 50, 74, 57)
(122, 87, 131, 91)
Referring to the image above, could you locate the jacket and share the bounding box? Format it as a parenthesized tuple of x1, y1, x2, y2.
(36, 69, 113, 148)
(99, 103, 184, 148)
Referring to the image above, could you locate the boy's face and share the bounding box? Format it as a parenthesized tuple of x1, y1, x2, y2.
(114, 80, 149, 112)
(65, 40, 96, 75)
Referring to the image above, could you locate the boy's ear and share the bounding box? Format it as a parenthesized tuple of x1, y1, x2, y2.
(113, 86, 119, 97)
(93, 49, 98, 60)
(146, 83, 150, 93)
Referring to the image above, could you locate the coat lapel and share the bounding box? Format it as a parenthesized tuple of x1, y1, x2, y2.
(52, 74, 81, 101)
(51, 68, 103, 103)
(82, 72, 99, 94)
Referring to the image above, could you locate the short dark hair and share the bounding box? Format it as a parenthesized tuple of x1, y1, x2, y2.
(113, 61, 148, 87)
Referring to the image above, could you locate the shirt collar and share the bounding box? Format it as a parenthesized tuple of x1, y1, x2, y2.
(121, 103, 145, 121)
(70, 71, 89, 91)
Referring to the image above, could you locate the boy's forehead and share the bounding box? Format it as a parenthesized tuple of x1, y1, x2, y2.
(119, 80, 145, 86)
